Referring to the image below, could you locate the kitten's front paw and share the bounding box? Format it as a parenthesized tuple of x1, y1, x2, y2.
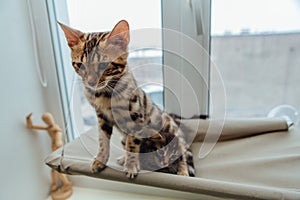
(177, 169, 189, 176)
(124, 163, 140, 179)
(91, 159, 106, 173)
(117, 155, 125, 166)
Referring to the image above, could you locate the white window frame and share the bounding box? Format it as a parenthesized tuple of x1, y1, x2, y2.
(162, 0, 211, 118)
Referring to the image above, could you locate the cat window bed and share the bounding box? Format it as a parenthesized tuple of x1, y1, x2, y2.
(45, 118, 300, 199)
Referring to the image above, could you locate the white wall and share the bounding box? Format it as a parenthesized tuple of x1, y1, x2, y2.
(0, 0, 59, 199)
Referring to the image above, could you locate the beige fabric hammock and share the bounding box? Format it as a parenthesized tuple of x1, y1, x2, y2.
(46, 118, 300, 199)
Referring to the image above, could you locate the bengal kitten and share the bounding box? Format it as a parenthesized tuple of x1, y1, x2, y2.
(141, 119, 195, 176)
(59, 20, 193, 178)
(117, 129, 195, 176)
(116, 113, 195, 176)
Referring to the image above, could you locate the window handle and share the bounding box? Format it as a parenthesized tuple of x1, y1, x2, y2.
(26, 0, 48, 87)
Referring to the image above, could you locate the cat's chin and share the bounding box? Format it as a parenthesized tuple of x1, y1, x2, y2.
(85, 84, 106, 92)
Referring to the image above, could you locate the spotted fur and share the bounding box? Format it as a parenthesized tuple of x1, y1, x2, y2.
(59, 20, 194, 178)
(118, 127, 195, 177)
(141, 131, 195, 177)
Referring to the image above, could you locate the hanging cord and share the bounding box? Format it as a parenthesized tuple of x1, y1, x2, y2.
(26, 0, 48, 87)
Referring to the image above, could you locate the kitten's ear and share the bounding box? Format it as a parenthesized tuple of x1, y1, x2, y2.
(58, 22, 84, 48)
(108, 20, 130, 49)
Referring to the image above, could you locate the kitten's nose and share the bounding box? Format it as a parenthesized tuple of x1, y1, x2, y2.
(87, 76, 98, 87)
(88, 80, 96, 87)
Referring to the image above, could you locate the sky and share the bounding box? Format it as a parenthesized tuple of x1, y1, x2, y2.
(67, 0, 300, 35)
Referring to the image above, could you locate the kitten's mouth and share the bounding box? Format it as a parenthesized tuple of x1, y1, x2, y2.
(85, 81, 107, 91)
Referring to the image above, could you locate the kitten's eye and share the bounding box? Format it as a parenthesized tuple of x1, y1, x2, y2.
(75, 62, 85, 70)
(98, 62, 110, 70)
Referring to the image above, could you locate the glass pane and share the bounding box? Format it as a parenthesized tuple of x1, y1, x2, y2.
(211, 0, 300, 119)
(65, 0, 163, 133)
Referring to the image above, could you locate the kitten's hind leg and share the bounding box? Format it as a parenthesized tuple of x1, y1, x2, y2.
(177, 158, 189, 176)
(177, 145, 189, 176)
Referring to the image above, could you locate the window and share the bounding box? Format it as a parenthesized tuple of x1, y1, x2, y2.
(211, 0, 300, 118)
(49, 0, 300, 140)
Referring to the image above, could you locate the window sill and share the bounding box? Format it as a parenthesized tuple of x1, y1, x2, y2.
(45, 118, 300, 199)
(46, 186, 201, 200)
